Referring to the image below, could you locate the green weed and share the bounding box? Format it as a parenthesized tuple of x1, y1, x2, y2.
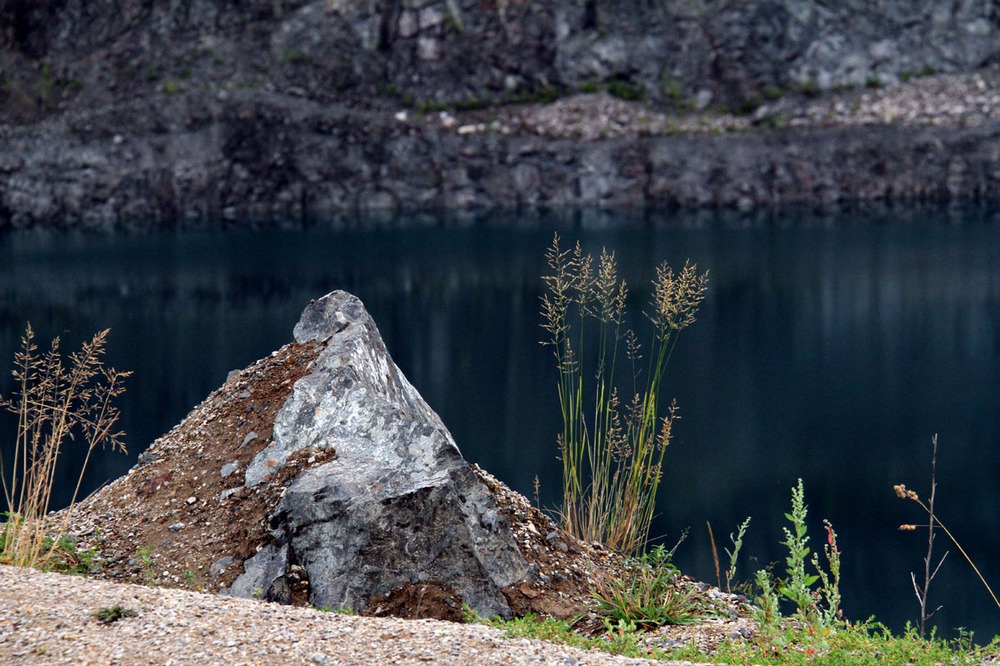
(724, 516, 751, 593)
(703, 619, 1000, 665)
(95, 604, 138, 625)
(317, 606, 358, 615)
(485, 613, 666, 660)
(39, 534, 101, 575)
(592, 544, 702, 628)
(134, 545, 156, 583)
(540, 235, 708, 555)
(607, 78, 645, 102)
(778, 479, 819, 616)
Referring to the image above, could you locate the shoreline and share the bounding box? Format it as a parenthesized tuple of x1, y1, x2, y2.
(3, 69, 1000, 231)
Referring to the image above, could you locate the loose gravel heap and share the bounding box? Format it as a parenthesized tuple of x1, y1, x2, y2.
(20, 336, 753, 664)
(421, 66, 1000, 140)
(0, 564, 708, 666)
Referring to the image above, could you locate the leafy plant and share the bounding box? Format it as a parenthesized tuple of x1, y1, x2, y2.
(599, 617, 643, 653)
(592, 544, 702, 628)
(483, 613, 666, 661)
(778, 479, 819, 615)
(540, 235, 708, 554)
(754, 568, 786, 652)
(39, 534, 101, 575)
(318, 605, 359, 615)
(724, 516, 751, 593)
(134, 544, 156, 583)
(705, 617, 1000, 666)
(0, 325, 130, 569)
(95, 604, 138, 625)
(746, 479, 844, 660)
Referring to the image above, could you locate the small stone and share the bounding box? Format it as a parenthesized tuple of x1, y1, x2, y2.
(210, 556, 237, 578)
(480, 509, 499, 529)
(545, 531, 559, 542)
(239, 432, 259, 449)
(518, 582, 540, 599)
(168, 522, 184, 532)
(221, 462, 239, 478)
(186, 496, 197, 505)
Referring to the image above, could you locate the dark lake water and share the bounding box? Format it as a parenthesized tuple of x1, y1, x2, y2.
(3, 204, 1000, 640)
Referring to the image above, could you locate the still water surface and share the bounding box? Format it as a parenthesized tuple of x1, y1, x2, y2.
(2, 204, 1000, 639)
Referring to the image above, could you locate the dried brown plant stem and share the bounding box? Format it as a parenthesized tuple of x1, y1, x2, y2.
(0, 324, 130, 569)
(707, 520, 721, 590)
(895, 435, 1000, 637)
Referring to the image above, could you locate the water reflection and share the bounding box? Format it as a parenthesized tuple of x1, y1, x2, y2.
(2, 203, 1000, 638)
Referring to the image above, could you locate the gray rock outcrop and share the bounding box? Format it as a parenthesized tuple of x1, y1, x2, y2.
(4, 0, 996, 114)
(3, 0, 1000, 227)
(228, 290, 528, 618)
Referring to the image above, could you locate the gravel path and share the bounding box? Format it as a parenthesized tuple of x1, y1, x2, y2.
(0, 565, 705, 665)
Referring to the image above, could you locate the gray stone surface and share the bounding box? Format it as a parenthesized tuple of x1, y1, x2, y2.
(234, 291, 529, 618)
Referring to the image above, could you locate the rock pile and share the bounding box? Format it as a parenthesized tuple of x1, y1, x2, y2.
(61, 291, 532, 620)
(226, 291, 529, 618)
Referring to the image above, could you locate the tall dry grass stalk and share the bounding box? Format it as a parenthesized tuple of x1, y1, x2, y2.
(0, 324, 130, 568)
(540, 234, 708, 555)
(895, 435, 1000, 636)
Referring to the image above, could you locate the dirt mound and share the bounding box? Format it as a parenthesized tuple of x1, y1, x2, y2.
(54, 332, 752, 651)
(57, 336, 620, 623)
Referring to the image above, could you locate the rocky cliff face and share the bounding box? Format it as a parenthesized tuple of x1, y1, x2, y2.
(2, 0, 999, 227)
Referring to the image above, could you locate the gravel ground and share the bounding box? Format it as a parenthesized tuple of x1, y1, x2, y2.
(0, 565, 709, 665)
(423, 66, 1000, 139)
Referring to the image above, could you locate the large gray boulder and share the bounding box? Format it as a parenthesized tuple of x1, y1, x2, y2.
(230, 290, 528, 618)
